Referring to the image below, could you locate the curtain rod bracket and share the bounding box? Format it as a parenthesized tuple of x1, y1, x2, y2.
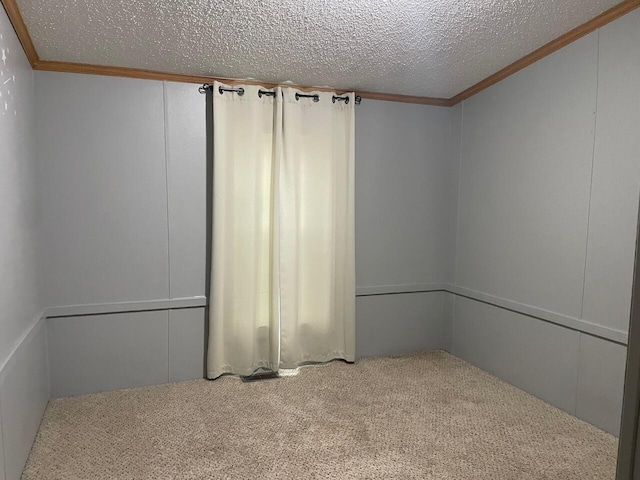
(199, 84, 362, 105)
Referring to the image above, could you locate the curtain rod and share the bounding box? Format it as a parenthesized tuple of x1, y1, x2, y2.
(198, 84, 362, 105)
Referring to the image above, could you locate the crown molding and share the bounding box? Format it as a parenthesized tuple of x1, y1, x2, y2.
(0, 0, 38, 65)
(31, 60, 453, 106)
(3, 0, 639, 105)
(449, 0, 640, 105)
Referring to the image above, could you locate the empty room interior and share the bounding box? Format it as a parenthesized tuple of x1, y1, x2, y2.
(1, 0, 640, 478)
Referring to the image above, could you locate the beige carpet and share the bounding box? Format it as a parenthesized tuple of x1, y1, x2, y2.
(23, 351, 617, 480)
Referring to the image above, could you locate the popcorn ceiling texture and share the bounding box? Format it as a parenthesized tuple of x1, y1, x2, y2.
(16, 0, 619, 98)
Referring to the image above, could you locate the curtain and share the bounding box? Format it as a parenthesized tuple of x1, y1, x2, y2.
(208, 83, 282, 378)
(207, 82, 355, 378)
(277, 89, 356, 367)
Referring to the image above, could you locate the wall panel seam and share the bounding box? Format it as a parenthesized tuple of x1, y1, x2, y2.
(41, 287, 627, 344)
(0, 397, 6, 480)
(580, 28, 601, 319)
(452, 102, 465, 285)
(574, 332, 583, 415)
(44, 320, 51, 404)
(162, 82, 172, 300)
(450, 285, 627, 345)
(166, 310, 170, 383)
(0, 312, 46, 384)
(44, 297, 207, 318)
(356, 284, 448, 296)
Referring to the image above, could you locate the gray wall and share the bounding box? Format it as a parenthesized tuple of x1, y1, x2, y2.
(452, 10, 640, 436)
(36, 71, 460, 397)
(0, 10, 40, 369)
(35, 75, 205, 306)
(27, 8, 640, 444)
(355, 99, 460, 287)
(0, 6, 50, 480)
(355, 99, 460, 356)
(36, 74, 208, 397)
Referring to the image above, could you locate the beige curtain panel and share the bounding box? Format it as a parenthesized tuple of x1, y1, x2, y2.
(208, 81, 356, 379)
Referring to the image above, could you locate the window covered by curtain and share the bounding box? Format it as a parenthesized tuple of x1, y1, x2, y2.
(207, 82, 355, 379)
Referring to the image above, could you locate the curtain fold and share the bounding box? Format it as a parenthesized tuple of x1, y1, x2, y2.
(208, 82, 282, 378)
(207, 83, 355, 379)
(277, 89, 356, 367)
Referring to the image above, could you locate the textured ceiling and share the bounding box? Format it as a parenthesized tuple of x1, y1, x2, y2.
(15, 0, 620, 98)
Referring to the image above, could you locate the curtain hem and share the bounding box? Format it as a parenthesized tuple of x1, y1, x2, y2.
(207, 362, 277, 380)
(279, 352, 355, 370)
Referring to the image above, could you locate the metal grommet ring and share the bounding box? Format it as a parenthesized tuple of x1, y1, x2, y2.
(296, 93, 319, 102)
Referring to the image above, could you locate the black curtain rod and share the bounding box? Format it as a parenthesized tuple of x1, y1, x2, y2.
(198, 84, 362, 105)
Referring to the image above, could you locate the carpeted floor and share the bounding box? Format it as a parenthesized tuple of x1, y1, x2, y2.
(23, 351, 617, 480)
